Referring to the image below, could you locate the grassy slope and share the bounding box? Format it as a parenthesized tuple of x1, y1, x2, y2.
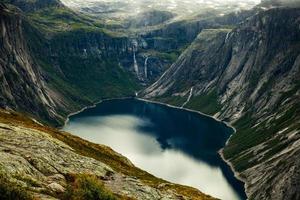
(223, 102, 300, 172)
(152, 89, 222, 116)
(185, 89, 222, 115)
(0, 110, 216, 200)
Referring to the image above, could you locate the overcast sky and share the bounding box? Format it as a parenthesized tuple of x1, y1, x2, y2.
(61, 0, 262, 19)
(61, 0, 261, 10)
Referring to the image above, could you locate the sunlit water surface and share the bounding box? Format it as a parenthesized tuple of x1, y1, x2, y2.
(63, 99, 246, 200)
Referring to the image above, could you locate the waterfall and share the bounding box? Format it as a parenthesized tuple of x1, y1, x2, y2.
(181, 87, 194, 108)
(144, 56, 149, 79)
(225, 32, 230, 43)
(133, 50, 139, 77)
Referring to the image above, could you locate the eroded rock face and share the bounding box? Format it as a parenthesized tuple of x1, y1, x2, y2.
(143, 7, 300, 200)
(0, 4, 67, 125)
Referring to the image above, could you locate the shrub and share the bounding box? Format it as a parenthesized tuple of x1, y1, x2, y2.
(0, 172, 32, 200)
(63, 174, 117, 200)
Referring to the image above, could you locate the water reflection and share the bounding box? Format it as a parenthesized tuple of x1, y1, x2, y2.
(63, 99, 246, 200)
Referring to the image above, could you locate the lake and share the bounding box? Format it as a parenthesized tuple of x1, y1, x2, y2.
(63, 98, 246, 200)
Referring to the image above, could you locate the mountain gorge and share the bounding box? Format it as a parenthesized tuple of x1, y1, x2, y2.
(0, 0, 259, 125)
(0, 0, 300, 199)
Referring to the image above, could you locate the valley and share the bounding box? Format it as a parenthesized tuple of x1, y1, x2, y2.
(63, 98, 246, 200)
(0, 0, 299, 200)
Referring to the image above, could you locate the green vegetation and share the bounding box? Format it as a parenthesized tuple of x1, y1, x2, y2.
(13, 175, 41, 188)
(0, 171, 32, 200)
(25, 7, 140, 98)
(152, 89, 221, 115)
(150, 50, 179, 63)
(140, 43, 188, 64)
(186, 89, 221, 115)
(224, 102, 300, 172)
(23, 2, 127, 38)
(153, 96, 186, 107)
(63, 174, 117, 200)
(28, 7, 94, 33)
(22, 9, 140, 126)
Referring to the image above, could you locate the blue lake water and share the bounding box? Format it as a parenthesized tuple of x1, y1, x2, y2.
(63, 98, 246, 200)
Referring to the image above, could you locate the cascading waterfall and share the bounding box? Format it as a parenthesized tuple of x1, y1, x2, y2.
(225, 32, 230, 43)
(144, 56, 149, 80)
(181, 87, 193, 108)
(133, 50, 139, 77)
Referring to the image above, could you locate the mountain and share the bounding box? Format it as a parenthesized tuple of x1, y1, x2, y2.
(143, 6, 300, 200)
(0, 0, 259, 127)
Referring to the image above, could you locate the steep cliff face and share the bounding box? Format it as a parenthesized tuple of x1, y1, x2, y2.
(143, 7, 300, 200)
(0, 3, 67, 124)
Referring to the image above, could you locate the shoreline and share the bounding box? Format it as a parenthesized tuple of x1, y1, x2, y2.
(136, 98, 237, 133)
(61, 96, 248, 199)
(61, 96, 133, 128)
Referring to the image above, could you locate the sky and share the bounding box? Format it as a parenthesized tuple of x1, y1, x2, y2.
(61, 0, 261, 17)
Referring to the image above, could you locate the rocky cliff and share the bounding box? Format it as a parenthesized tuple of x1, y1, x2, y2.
(143, 7, 300, 200)
(0, 3, 67, 125)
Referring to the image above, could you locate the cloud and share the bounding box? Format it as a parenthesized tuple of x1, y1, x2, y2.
(61, 0, 261, 19)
